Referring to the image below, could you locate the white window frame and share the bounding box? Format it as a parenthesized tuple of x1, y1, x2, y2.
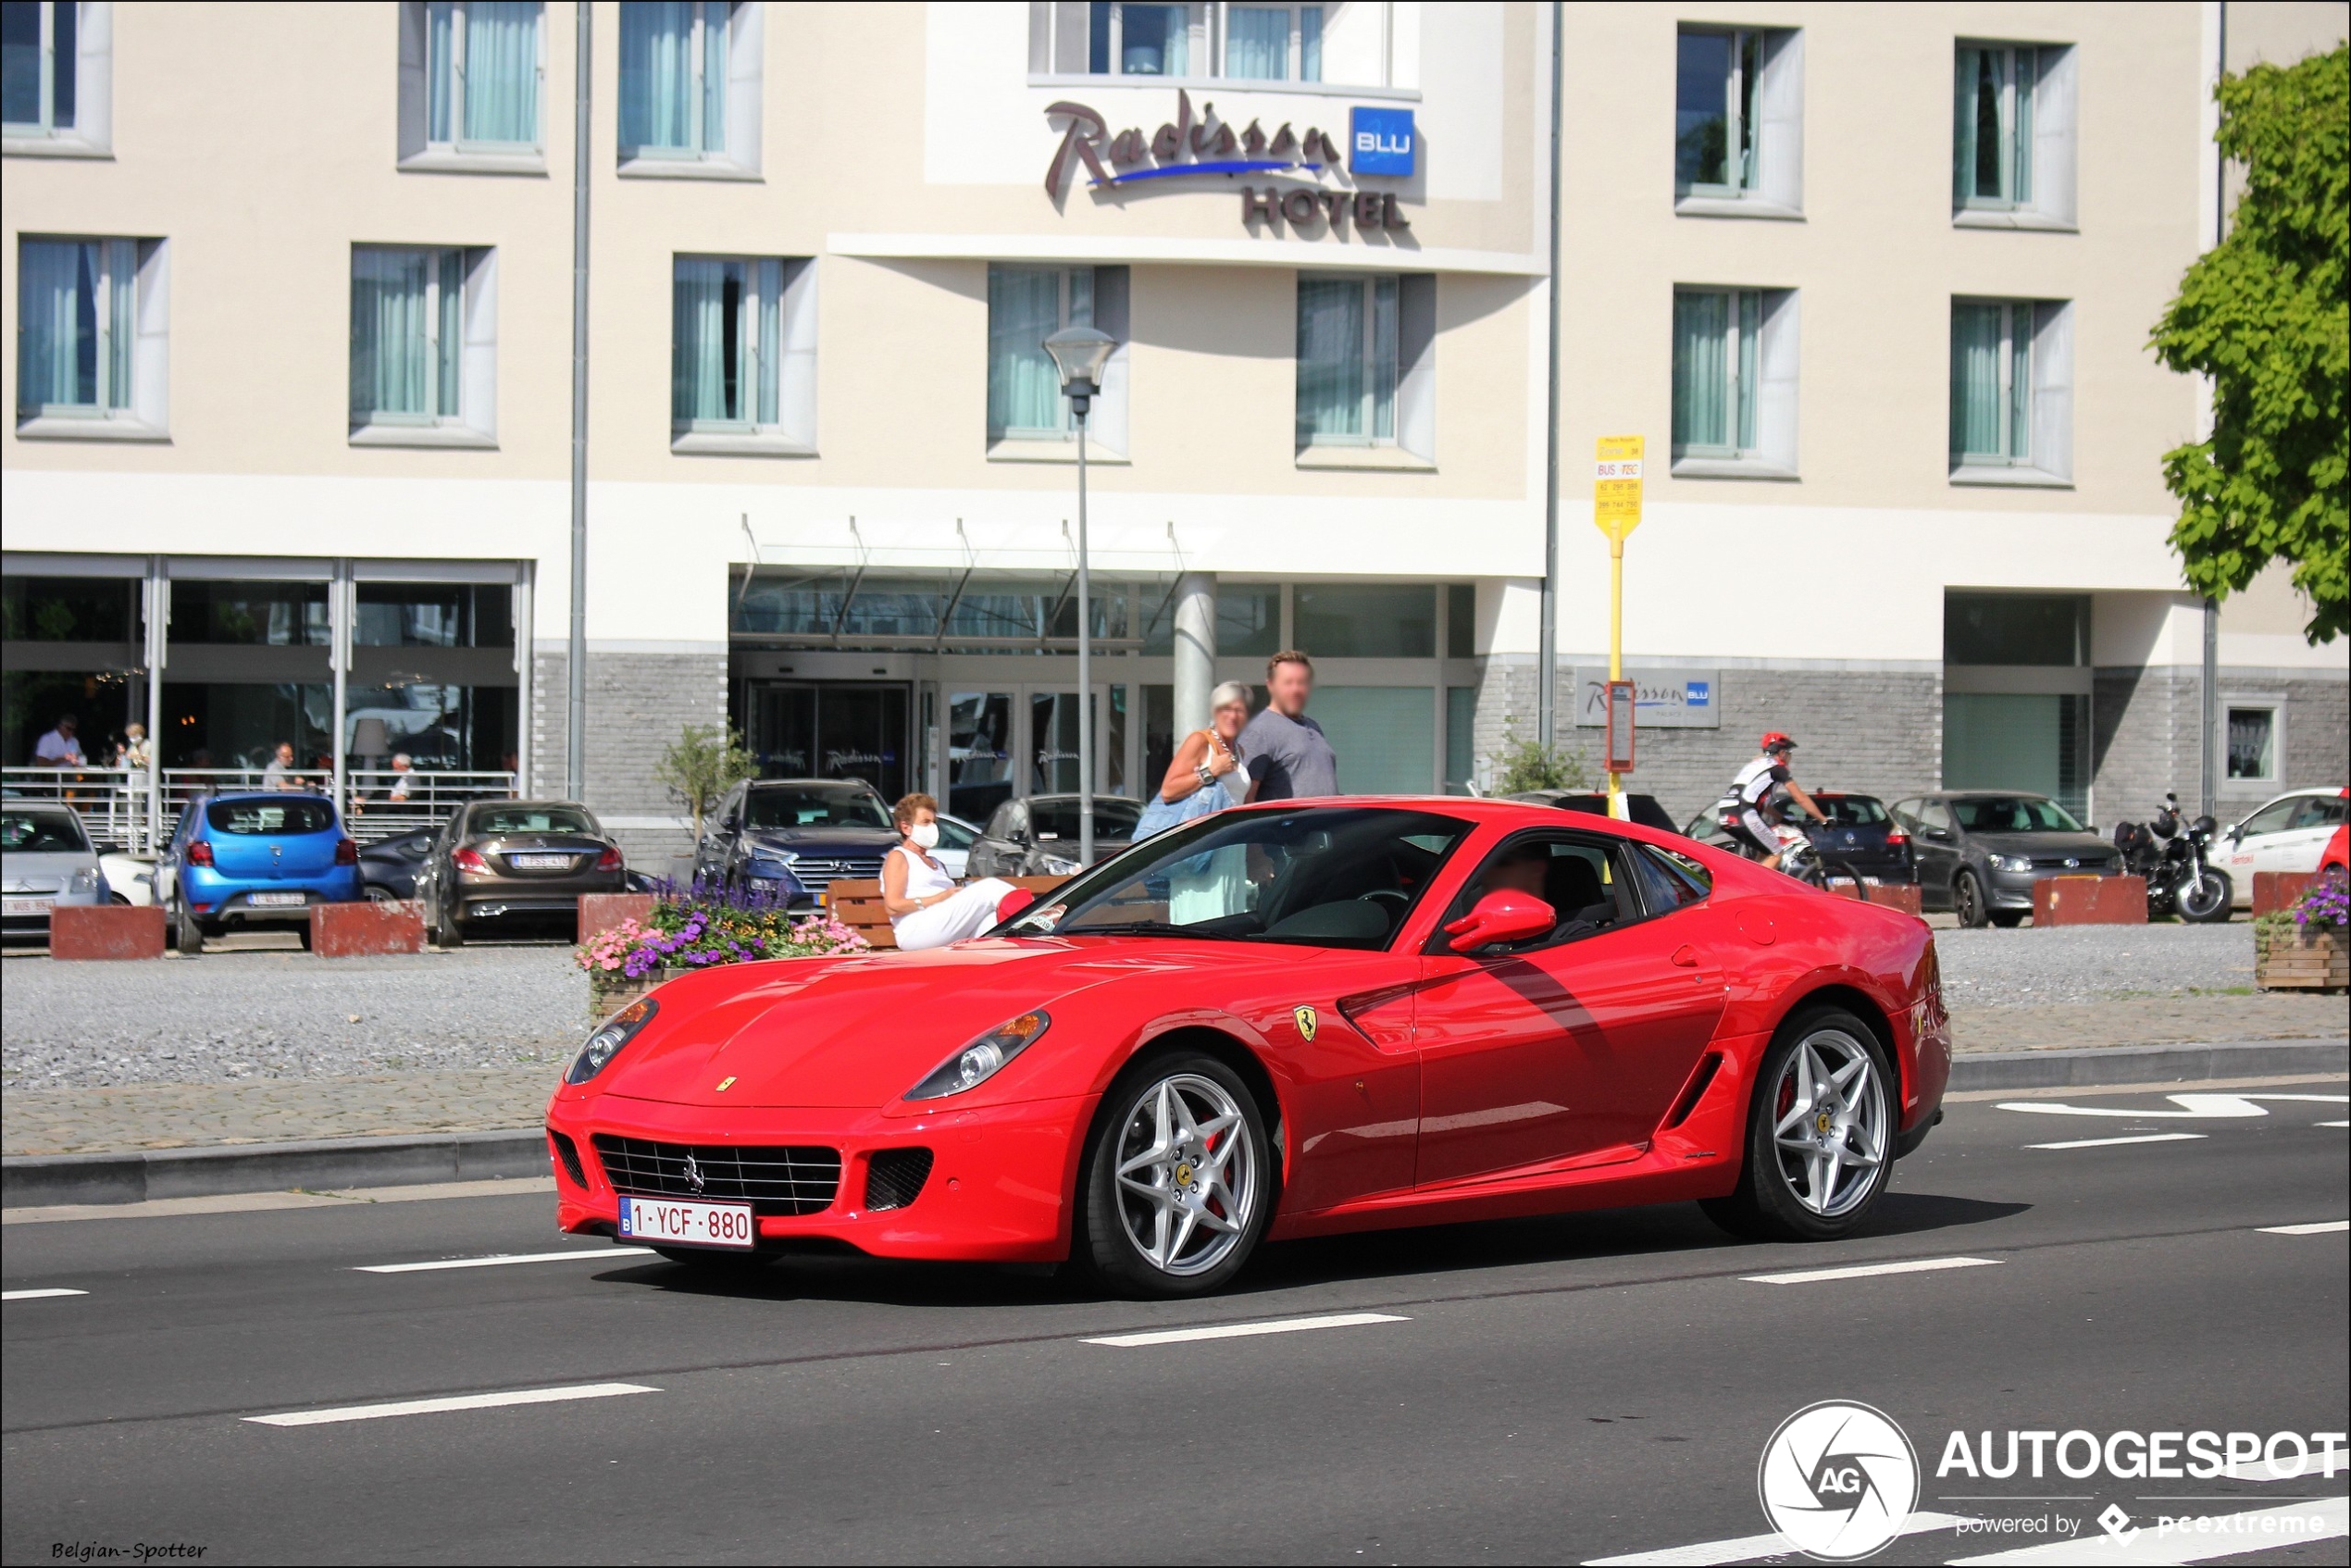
(1950, 298, 2030, 467)
(1949, 296, 2072, 488)
(13, 233, 167, 441)
(670, 254, 817, 455)
(1216, 3, 1324, 83)
(348, 245, 499, 449)
(2220, 699, 2284, 794)
(1297, 272, 1398, 451)
(398, 0, 546, 172)
(1673, 24, 1802, 219)
(1668, 284, 1798, 479)
(616, 0, 763, 180)
(1953, 40, 2077, 231)
(1026, 0, 1406, 93)
(2, 0, 111, 158)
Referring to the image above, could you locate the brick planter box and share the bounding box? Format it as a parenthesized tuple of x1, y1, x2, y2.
(310, 900, 425, 956)
(2032, 874, 2147, 927)
(590, 965, 675, 1020)
(579, 892, 656, 940)
(1831, 881, 1923, 917)
(49, 903, 167, 960)
(2252, 871, 2316, 918)
(2256, 925, 2346, 991)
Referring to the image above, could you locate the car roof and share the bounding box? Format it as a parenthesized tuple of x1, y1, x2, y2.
(744, 778, 877, 790)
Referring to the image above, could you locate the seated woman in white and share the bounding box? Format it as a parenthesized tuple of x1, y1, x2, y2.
(882, 792, 1018, 951)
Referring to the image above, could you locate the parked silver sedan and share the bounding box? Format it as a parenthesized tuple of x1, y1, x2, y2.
(1, 803, 109, 940)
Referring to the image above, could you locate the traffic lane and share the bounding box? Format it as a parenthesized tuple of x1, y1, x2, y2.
(5, 1086, 2343, 1433)
(2, 1204, 2342, 1564)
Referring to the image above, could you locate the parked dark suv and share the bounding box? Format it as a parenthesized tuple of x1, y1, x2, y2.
(695, 778, 901, 908)
(1889, 791, 2120, 927)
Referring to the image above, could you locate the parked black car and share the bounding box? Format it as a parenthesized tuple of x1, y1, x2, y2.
(1888, 791, 2121, 927)
(968, 794, 1143, 877)
(356, 827, 436, 901)
(416, 801, 628, 945)
(694, 778, 901, 909)
(1682, 790, 1916, 886)
(1510, 790, 1680, 834)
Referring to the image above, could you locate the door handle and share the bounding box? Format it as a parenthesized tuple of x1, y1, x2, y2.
(1670, 945, 1698, 968)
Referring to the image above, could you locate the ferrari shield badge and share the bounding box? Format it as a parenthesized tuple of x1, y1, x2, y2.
(1293, 1005, 1319, 1042)
(715, 1076, 738, 1092)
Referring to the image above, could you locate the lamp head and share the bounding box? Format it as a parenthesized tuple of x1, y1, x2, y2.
(1043, 325, 1116, 411)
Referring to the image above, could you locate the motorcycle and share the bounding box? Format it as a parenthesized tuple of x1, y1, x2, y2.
(2112, 792, 2233, 923)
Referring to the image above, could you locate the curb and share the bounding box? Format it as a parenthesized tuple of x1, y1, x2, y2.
(1946, 1037, 2345, 1092)
(4, 1039, 2345, 1209)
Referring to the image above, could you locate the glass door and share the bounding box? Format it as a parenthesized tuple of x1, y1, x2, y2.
(744, 682, 910, 800)
(947, 691, 1014, 824)
(1020, 684, 1127, 799)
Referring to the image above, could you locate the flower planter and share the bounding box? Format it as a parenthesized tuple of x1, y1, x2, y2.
(2255, 926, 2347, 992)
(589, 965, 674, 1019)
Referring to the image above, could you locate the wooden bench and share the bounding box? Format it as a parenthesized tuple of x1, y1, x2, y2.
(825, 875, 1067, 951)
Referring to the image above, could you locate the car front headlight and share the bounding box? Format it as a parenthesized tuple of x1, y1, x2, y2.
(1038, 854, 1083, 876)
(68, 866, 103, 894)
(905, 1011, 1051, 1101)
(1991, 854, 2032, 873)
(566, 996, 658, 1085)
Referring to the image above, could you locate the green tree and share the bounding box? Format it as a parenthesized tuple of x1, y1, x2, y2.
(1490, 723, 1590, 796)
(2150, 44, 2348, 643)
(654, 722, 757, 843)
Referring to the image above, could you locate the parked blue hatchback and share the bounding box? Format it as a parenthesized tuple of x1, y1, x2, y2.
(158, 791, 363, 954)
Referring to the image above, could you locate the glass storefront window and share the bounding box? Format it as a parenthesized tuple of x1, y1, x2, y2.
(1445, 685, 1476, 789)
(1294, 584, 1436, 659)
(733, 572, 1131, 649)
(355, 583, 513, 647)
(1944, 592, 2087, 666)
(1446, 584, 1475, 659)
(170, 580, 330, 647)
(343, 682, 516, 773)
(948, 691, 1014, 822)
(162, 682, 333, 771)
(3, 576, 140, 642)
(1310, 686, 1435, 794)
(1943, 691, 2089, 818)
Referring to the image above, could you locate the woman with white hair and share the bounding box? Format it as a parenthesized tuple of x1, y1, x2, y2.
(1134, 680, 1259, 923)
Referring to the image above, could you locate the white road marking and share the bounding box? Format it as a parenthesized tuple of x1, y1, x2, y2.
(2320, 1120, 2348, 1128)
(1947, 1494, 2346, 1564)
(355, 1247, 654, 1274)
(1743, 1256, 2000, 1286)
(2027, 1133, 2208, 1151)
(1083, 1312, 1409, 1348)
(1996, 1093, 2349, 1122)
(2258, 1219, 2348, 1236)
(1585, 1510, 1977, 1565)
(245, 1381, 659, 1427)
(1, 1288, 87, 1300)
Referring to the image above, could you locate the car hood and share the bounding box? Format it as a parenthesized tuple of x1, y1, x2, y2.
(1967, 830, 2115, 858)
(593, 938, 1264, 1110)
(740, 825, 898, 853)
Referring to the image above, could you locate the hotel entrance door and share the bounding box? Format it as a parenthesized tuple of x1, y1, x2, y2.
(742, 682, 910, 800)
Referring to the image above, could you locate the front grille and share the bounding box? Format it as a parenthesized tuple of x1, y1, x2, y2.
(789, 855, 886, 898)
(548, 1129, 587, 1187)
(2029, 856, 2113, 871)
(864, 1148, 935, 1212)
(590, 1135, 840, 1216)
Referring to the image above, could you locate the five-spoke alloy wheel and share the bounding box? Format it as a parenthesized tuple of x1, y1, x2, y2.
(1080, 1051, 1274, 1298)
(1703, 1006, 1897, 1241)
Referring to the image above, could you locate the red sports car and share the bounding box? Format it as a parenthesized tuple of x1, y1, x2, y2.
(546, 799, 1951, 1298)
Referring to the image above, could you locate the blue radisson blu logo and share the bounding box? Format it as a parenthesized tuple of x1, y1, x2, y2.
(1350, 106, 1416, 177)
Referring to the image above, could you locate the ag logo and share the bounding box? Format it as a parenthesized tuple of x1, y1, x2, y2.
(1293, 1005, 1318, 1042)
(1757, 1400, 1919, 1562)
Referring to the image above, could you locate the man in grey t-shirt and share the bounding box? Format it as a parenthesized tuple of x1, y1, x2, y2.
(1239, 650, 1338, 800)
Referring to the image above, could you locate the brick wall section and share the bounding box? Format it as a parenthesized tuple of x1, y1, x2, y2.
(2283, 674, 2349, 786)
(529, 648, 726, 868)
(2093, 666, 2196, 830)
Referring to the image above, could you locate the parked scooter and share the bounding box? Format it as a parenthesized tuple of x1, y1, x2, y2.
(2112, 792, 2233, 923)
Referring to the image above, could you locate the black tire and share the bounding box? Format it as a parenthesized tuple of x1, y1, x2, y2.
(365, 885, 399, 905)
(295, 921, 314, 952)
(1990, 910, 2026, 928)
(1701, 1006, 1898, 1243)
(2179, 868, 2233, 924)
(1952, 870, 1991, 928)
(1076, 1049, 1275, 1300)
(172, 897, 205, 956)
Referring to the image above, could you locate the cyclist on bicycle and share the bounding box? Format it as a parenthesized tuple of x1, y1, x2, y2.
(1724, 731, 1826, 869)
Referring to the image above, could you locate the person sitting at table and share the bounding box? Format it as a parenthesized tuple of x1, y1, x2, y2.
(882, 792, 1017, 951)
(33, 714, 85, 768)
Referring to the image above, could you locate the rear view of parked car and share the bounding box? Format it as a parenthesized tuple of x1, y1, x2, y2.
(968, 794, 1142, 877)
(2, 803, 108, 940)
(158, 792, 362, 954)
(417, 801, 625, 946)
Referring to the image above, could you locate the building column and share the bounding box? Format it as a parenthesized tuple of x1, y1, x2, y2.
(1172, 572, 1216, 736)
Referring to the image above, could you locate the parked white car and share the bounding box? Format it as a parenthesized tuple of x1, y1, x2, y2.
(2219, 787, 2349, 907)
(1, 803, 110, 939)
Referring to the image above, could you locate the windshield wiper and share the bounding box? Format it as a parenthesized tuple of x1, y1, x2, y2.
(1064, 920, 1241, 940)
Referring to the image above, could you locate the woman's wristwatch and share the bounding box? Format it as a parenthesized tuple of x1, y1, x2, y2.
(1195, 762, 1215, 788)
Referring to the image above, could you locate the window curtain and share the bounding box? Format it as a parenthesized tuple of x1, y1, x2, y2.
(754, 258, 780, 427)
(1950, 302, 2021, 461)
(2009, 50, 2035, 205)
(1226, 6, 1287, 80)
(427, 2, 456, 143)
(1120, 4, 1187, 76)
(1369, 274, 1398, 441)
(352, 249, 460, 420)
(1297, 276, 1365, 443)
(622, 1, 703, 151)
(17, 239, 94, 409)
(673, 257, 730, 422)
(1300, 6, 1322, 81)
(1672, 291, 1730, 452)
(988, 266, 1065, 436)
(465, 1, 541, 144)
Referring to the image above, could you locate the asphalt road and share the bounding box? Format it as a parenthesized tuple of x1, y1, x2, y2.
(4, 1082, 2345, 1566)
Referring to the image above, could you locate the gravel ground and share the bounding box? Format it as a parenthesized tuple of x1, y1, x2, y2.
(1932, 922, 2258, 1008)
(1, 946, 589, 1090)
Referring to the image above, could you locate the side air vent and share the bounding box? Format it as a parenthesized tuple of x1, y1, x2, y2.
(1662, 1053, 1723, 1129)
(865, 1148, 935, 1212)
(548, 1129, 588, 1187)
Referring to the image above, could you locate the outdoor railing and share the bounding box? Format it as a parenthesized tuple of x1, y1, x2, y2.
(2, 765, 517, 852)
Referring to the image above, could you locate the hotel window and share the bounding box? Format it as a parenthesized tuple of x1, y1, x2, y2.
(3, 0, 109, 156)
(1949, 298, 2071, 485)
(1296, 271, 1434, 463)
(672, 255, 817, 453)
(349, 245, 498, 446)
(2225, 703, 2281, 787)
(1673, 25, 1802, 217)
(1670, 286, 1797, 476)
(1028, 2, 1396, 88)
(1953, 42, 2077, 229)
(987, 264, 1129, 455)
(15, 234, 167, 439)
(398, 1, 543, 169)
(1223, 5, 1321, 81)
(618, 0, 762, 175)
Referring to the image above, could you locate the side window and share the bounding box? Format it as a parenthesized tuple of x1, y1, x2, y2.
(1916, 801, 1952, 833)
(2307, 797, 2349, 830)
(1630, 845, 1708, 911)
(1447, 833, 1640, 951)
(2236, 799, 2299, 837)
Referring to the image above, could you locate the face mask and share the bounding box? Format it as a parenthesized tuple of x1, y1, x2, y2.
(908, 822, 940, 850)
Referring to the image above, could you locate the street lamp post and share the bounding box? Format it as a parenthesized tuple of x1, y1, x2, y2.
(1043, 325, 1116, 869)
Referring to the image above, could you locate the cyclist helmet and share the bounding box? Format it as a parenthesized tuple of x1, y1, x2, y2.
(1760, 731, 1797, 753)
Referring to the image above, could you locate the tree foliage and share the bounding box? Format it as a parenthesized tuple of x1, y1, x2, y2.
(2150, 44, 2348, 644)
(654, 722, 758, 843)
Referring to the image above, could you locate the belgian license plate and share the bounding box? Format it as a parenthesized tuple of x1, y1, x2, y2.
(511, 853, 572, 870)
(4, 897, 54, 916)
(247, 890, 307, 907)
(617, 1195, 755, 1250)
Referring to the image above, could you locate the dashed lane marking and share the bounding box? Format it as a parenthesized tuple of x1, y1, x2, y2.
(1585, 1511, 1977, 1565)
(1742, 1256, 2000, 1286)
(355, 1248, 654, 1274)
(1, 1288, 87, 1301)
(1996, 1093, 2350, 1122)
(2027, 1133, 2208, 1151)
(2258, 1219, 2348, 1236)
(1083, 1312, 1410, 1348)
(244, 1382, 659, 1427)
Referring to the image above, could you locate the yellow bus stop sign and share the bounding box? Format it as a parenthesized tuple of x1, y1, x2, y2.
(1594, 434, 1644, 545)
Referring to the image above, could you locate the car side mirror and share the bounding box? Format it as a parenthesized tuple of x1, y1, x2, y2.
(719, 811, 740, 832)
(1445, 890, 1555, 952)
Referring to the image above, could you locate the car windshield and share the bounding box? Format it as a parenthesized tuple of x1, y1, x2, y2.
(1813, 796, 1890, 826)
(1029, 798, 1142, 841)
(206, 798, 336, 836)
(742, 785, 892, 830)
(1001, 805, 1473, 951)
(1952, 796, 2084, 834)
(1, 810, 88, 853)
(469, 806, 597, 835)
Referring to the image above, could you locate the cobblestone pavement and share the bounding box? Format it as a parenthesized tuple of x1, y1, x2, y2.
(4, 924, 2342, 1157)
